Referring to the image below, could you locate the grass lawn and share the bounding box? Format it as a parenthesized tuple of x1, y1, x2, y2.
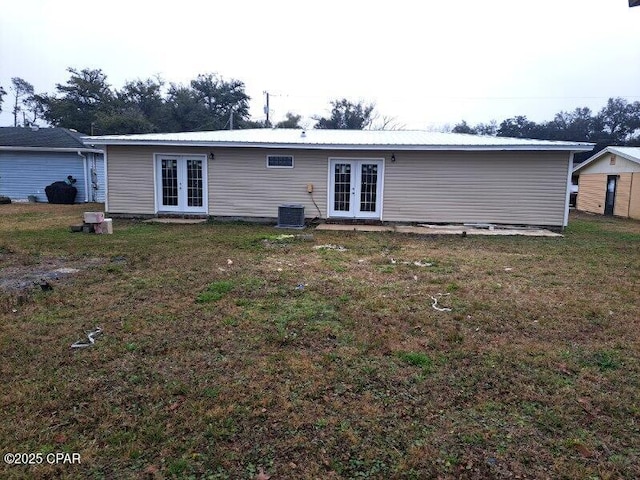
(1, 203, 639, 479)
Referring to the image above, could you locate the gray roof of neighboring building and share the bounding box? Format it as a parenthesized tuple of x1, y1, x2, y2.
(84, 128, 594, 152)
(0, 127, 101, 152)
(573, 146, 640, 173)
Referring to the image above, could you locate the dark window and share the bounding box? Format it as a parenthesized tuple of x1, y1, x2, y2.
(267, 155, 294, 168)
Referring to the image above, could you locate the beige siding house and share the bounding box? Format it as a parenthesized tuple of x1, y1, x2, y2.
(84, 129, 593, 228)
(573, 146, 640, 220)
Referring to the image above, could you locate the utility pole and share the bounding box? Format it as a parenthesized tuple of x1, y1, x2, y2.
(264, 91, 270, 128)
(229, 110, 234, 130)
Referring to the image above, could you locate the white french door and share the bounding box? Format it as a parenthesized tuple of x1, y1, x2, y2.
(155, 155, 207, 213)
(328, 159, 383, 219)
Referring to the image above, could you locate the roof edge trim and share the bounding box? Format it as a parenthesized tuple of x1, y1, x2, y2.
(0, 146, 103, 153)
(87, 140, 593, 152)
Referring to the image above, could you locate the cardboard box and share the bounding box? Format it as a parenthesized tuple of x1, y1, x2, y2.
(83, 212, 105, 224)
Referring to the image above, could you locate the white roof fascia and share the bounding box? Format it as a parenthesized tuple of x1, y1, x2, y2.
(0, 146, 104, 154)
(87, 139, 592, 152)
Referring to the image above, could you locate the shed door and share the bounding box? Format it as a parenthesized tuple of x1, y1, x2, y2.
(156, 155, 207, 213)
(604, 175, 617, 216)
(328, 159, 383, 219)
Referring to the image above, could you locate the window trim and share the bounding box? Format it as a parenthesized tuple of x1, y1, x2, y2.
(266, 154, 294, 169)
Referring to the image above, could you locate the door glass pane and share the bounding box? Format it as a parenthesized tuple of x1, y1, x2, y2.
(334, 163, 351, 212)
(186, 159, 203, 207)
(359, 164, 378, 212)
(161, 159, 178, 206)
(606, 178, 615, 206)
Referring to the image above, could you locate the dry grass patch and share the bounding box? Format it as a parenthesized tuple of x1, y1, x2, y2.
(1, 204, 639, 479)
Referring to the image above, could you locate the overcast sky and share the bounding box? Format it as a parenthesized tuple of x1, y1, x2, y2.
(1, 0, 639, 130)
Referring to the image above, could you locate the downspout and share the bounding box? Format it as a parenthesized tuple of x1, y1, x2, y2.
(88, 153, 99, 202)
(563, 152, 575, 229)
(103, 147, 108, 212)
(78, 151, 89, 203)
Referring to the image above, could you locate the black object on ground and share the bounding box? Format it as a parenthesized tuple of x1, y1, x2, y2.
(45, 181, 77, 204)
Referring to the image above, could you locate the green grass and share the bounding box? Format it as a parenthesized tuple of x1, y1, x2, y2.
(1, 204, 639, 479)
(397, 351, 433, 371)
(196, 280, 234, 303)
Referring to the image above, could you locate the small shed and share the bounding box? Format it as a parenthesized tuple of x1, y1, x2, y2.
(0, 127, 104, 203)
(573, 146, 640, 219)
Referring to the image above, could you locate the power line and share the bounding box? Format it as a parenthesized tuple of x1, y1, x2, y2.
(257, 91, 640, 102)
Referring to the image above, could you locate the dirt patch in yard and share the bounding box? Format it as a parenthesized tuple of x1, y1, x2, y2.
(0, 251, 109, 307)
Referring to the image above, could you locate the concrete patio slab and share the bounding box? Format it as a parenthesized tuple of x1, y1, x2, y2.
(144, 218, 208, 224)
(316, 223, 562, 237)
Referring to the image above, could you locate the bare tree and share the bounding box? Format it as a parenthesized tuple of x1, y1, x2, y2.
(0, 85, 6, 114)
(369, 113, 406, 131)
(11, 77, 34, 126)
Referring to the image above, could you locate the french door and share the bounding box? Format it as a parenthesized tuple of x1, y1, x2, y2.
(328, 159, 383, 219)
(156, 155, 207, 213)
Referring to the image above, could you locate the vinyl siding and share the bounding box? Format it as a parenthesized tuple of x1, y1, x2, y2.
(630, 173, 640, 220)
(577, 174, 606, 214)
(613, 173, 632, 217)
(383, 151, 569, 226)
(0, 151, 87, 202)
(106, 145, 170, 214)
(210, 148, 336, 218)
(105, 145, 569, 225)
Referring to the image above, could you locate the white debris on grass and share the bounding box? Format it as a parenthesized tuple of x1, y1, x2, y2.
(71, 327, 103, 349)
(389, 259, 433, 267)
(313, 244, 347, 252)
(430, 293, 452, 312)
(413, 261, 433, 267)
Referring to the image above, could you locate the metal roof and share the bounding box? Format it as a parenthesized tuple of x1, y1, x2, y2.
(0, 127, 102, 153)
(84, 128, 594, 152)
(573, 146, 640, 173)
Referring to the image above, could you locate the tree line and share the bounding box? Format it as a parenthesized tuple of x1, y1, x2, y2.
(0, 68, 380, 135)
(1, 68, 638, 158)
(451, 97, 640, 156)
